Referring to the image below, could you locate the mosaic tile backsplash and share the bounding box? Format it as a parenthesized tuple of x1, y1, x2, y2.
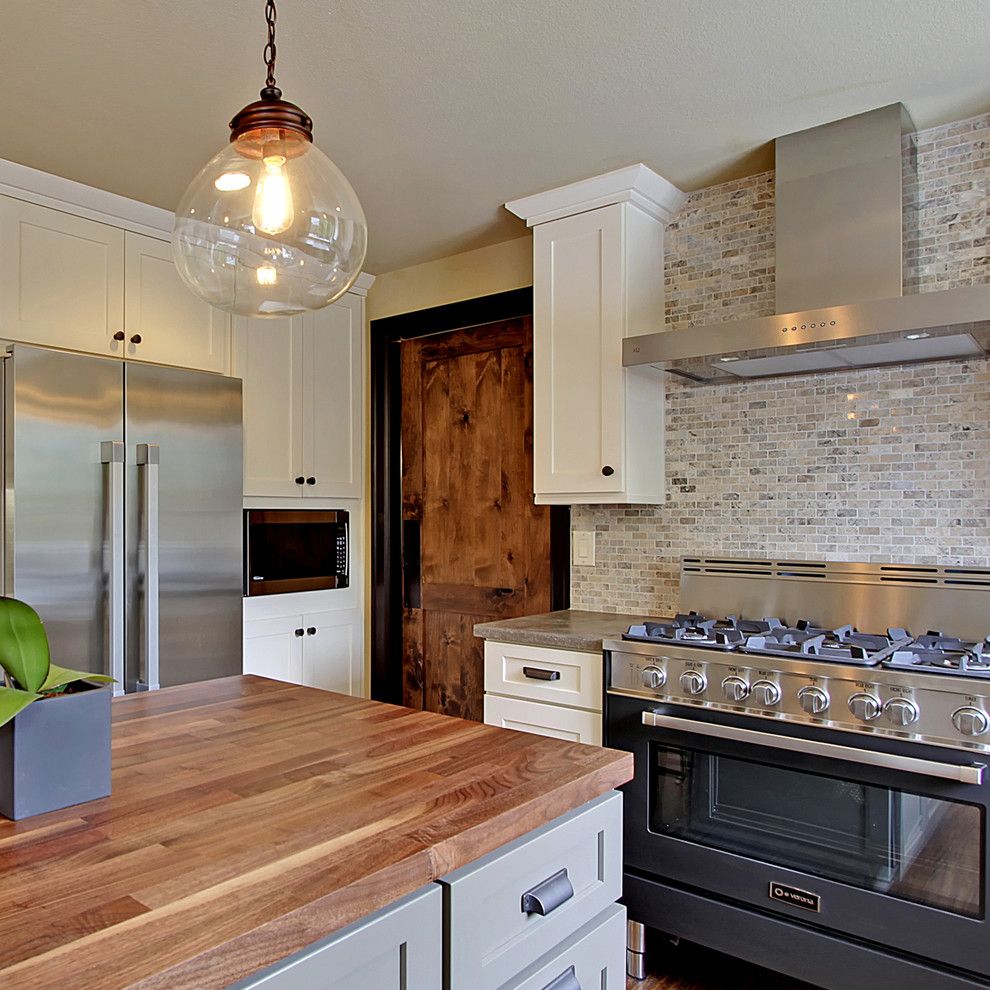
(571, 111, 990, 616)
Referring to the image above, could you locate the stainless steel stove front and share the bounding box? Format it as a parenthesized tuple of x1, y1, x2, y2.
(607, 639, 990, 754)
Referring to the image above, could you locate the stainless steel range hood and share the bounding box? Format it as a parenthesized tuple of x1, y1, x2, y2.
(624, 104, 990, 384)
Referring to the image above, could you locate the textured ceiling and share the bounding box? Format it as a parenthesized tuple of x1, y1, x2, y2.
(4, 1, 989, 273)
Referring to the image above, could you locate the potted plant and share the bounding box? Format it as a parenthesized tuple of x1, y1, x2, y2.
(0, 597, 114, 820)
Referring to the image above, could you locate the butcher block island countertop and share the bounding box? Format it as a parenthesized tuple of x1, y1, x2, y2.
(0, 676, 632, 990)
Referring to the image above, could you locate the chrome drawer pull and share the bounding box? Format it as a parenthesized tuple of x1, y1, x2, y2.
(642, 711, 987, 785)
(521, 867, 574, 916)
(523, 666, 561, 682)
(541, 966, 581, 990)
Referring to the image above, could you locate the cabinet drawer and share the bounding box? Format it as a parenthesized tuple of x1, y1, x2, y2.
(229, 884, 441, 990)
(503, 904, 626, 990)
(484, 641, 602, 711)
(442, 792, 622, 990)
(484, 695, 602, 746)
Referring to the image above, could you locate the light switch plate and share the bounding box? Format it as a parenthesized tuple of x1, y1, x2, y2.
(572, 530, 596, 567)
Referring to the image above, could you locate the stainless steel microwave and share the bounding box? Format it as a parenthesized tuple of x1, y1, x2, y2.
(244, 509, 349, 596)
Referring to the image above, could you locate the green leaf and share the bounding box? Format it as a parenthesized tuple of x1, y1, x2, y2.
(0, 686, 41, 729)
(0, 598, 51, 692)
(41, 663, 115, 693)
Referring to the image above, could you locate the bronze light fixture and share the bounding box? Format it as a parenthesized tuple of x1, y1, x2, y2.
(172, 0, 367, 318)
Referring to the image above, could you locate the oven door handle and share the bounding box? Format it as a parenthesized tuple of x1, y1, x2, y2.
(642, 711, 986, 785)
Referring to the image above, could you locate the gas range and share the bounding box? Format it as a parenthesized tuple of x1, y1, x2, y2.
(606, 558, 990, 752)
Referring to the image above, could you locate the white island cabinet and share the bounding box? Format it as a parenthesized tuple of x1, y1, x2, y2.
(506, 165, 686, 504)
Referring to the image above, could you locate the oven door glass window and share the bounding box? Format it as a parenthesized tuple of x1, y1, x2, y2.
(651, 745, 983, 918)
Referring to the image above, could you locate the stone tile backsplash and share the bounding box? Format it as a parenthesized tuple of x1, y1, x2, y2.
(571, 111, 990, 616)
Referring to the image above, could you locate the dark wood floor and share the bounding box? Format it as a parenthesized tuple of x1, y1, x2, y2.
(630, 940, 817, 989)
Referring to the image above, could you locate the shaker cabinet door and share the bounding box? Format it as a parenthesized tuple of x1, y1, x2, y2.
(0, 196, 125, 356)
(302, 293, 363, 499)
(234, 316, 307, 497)
(123, 232, 230, 373)
(532, 206, 626, 499)
(243, 615, 305, 684)
(301, 609, 361, 696)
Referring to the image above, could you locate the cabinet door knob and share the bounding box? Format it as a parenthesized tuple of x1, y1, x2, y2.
(601, 465, 615, 477)
(294, 628, 304, 637)
(306, 627, 317, 636)
(306, 477, 317, 486)
(112, 331, 126, 342)
(294, 476, 305, 485)
(130, 334, 142, 345)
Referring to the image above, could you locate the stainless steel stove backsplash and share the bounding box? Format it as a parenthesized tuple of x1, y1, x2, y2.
(572, 110, 990, 616)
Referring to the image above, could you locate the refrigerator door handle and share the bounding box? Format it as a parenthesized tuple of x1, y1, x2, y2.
(100, 441, 126, 695)
(136, 443, 160, 691)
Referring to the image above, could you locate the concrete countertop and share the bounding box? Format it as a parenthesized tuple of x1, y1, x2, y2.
(474, 609, 650, 653)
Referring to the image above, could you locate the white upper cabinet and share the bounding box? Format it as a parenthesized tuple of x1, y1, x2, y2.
(235, 291, 365, 500)
(123, 232, 230, 373)
(304, 293, 363, 499)
(506, 165, 686, 505)
(0, 195, 229, 373)
(233, 314, 306, 497)
(0, 197, 125, 355)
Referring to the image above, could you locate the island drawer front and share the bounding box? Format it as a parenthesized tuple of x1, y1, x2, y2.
(484, 641, 602, 711)
(441, 791, 622, 990)
(228, 883, 441, 990)
(502, 903, 626, 990)
(484, 694, 603, 746)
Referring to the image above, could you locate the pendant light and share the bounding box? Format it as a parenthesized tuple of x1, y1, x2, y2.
(172, 0, 367, 318)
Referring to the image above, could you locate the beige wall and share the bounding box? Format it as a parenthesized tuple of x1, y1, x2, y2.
(367, 235, 533, 320)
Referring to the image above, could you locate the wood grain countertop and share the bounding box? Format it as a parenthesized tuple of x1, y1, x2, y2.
(0, 676, 632, 990)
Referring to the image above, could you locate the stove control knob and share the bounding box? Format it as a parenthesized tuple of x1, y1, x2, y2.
(884, 698, 920, 728)
(797, 686, 830, 716)
(641, 665, 666, 690)
(751, 679, 781, 707)
(679, 670, 707, 696)
(721, 676, 749, 703)
(952, 706, 989, 738)
(849, 692, 882, 722)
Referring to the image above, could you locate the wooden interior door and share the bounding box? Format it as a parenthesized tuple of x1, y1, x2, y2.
(401, 318, 551, 721)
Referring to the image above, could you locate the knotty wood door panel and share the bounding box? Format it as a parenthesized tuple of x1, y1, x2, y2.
(401, 318, 550, 721)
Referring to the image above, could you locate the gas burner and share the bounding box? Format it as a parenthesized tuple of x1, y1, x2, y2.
(740, 623, 911, 665)
(624, 614, 787, 650)
(884, 632, 990, 678)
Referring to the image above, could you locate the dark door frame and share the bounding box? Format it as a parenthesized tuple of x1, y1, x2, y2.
(370, 287, 570, 704)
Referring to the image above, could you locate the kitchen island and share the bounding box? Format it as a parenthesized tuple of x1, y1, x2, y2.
(0, 676, 632, 989)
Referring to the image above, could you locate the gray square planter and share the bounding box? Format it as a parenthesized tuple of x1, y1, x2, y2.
(0, 682, 111, 820)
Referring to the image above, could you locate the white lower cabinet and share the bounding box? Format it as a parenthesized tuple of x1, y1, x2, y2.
(244, 609, 361, 696)
(484, 695, 603, 746)
(230, 884, 442, 990)
(483, 641, 603, 746)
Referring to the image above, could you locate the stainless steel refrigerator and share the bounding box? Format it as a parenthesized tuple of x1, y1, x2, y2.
(1, 344, 243, 693)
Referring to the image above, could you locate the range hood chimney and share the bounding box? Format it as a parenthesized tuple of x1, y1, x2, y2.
(624, 103, 990, 383)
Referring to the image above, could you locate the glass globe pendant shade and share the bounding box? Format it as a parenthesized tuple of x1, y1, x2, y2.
(173, 121, 367, 318)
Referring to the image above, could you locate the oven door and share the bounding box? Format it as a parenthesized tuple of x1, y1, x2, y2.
(607, 692, 989, 978)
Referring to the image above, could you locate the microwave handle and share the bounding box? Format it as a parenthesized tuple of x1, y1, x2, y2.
(642, 711, 986, 785)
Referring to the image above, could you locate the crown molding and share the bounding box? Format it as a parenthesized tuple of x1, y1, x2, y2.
(505, 163, 687, 227)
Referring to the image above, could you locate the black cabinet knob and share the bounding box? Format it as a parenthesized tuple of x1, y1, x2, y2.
(294, 476, 305, 485)
(306, 627, 317, 636)
(294, 628, 304, 637)
(306, 477, 317, 486)
(601, 465, 615, 477)
(130, 334, 142, 345)
(112, 331, 126, 342)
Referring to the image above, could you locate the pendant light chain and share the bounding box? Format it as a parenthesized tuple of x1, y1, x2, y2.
(264, 0, 278, 91)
